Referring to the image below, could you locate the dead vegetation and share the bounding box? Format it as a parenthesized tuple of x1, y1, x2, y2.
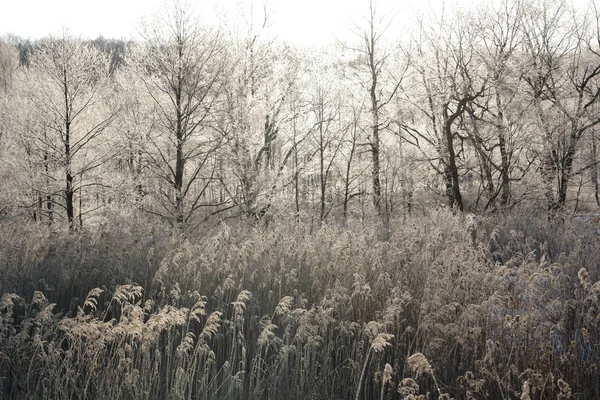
(0, 210, 599, 399)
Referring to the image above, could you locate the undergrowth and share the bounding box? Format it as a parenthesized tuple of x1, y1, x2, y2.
(0, 210, 599, 399)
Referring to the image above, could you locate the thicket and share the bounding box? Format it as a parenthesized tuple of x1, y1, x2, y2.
(1, 210, 599, 399)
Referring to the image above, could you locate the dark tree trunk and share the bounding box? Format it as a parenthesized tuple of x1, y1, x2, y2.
(558, 132, 578, 206)
(44, 150, 53, 223)
(592, 132, 600, 207)
(65, 128, 73, 226)
(443, 110, 463, 211)
(66, 173, 73, 226)
(174, 48, 185, 226)
(78, 172, 83, 228)
(63, 65, 74, 228)
(175, 136, 184, 226)
(294, 165, 300, 219)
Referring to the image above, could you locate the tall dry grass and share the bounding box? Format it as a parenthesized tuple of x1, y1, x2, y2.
(0, 210, 599, 399)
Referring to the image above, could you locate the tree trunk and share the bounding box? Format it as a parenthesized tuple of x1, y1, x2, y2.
(175, 136, 184, 226)
(370, 102, 382, 215)
(174, 55, 185, 226)
(558, 131, 578, 207)
(343, 157, 352, 223)
(44, 149, 53, 223)
(343, 119, 358, 223)
(319, 122, 326, 223)
(496, 91, 511, 207)
(79, 171, 83, 228)
(66, 172, 73, 226)
(63, 65, 74, 227)
(136, 146, 144, 201)
(368, 27, 382, 216)
(478, 149, 495, 210)
(65, 129, 74, 226)
(293, 135, 300, 219)
(592, 132, 600, 207)
(443, 110, 463, 211)
(542, 146, 557, 213)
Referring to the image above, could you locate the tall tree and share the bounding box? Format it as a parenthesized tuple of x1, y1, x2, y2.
(401, 10, 486, 211)
(349, 0, 403, 216)
(113, 68, 155, 204)
(218, 2, 306, 221)
(26, 34, 116, 227)
(306, 60, 345, 223)
(522, 0, 600, 212)
(133, 2, 226, 227)
(469, 0, 530, 210)
(340, 98, 367, 222)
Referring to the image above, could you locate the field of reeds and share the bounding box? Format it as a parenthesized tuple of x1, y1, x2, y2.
(1, 210, 599, 399)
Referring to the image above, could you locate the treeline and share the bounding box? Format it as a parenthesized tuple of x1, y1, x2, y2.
(1, 35, 128, 69)
(1, 0, 600, 230)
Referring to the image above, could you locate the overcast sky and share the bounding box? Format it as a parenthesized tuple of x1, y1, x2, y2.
(0, 0, 474, 45)
(0, 0, 593, 45)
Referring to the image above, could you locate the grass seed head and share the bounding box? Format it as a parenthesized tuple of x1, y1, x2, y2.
(406, 353, 433, 378)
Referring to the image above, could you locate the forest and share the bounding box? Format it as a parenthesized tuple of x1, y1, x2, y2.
(1, 0, 600, 398)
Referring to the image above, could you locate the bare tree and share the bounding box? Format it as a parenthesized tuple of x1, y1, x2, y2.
(134, 2, 227, 227)
(26, 34, 116, 227)
(467, 0, 531, 210)
(217, 2, 308, 222)
(349, 0, 404, 216)
(401, 10, 486, 211)
(340, 102, 367, 222)
(306, 64, 346, 223)
(114, 68, 155, 203)
(522, 0, 600, 212)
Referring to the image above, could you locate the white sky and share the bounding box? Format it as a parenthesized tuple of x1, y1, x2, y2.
(0, 0, 593, 45)
(0, 0, 463, 44)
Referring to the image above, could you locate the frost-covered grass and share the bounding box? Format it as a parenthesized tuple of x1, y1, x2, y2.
(0, 211, 599, 399)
